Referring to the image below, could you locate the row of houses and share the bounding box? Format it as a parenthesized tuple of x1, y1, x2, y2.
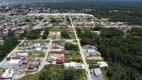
(47, 54, 64, 65)
(18, 40, 48, 53)
(91, 61, 109, 79)
(0, 40, 49, 79)
(64, 62, 84, 69)
(0, 68, 15, 79)
(0, 16, 42, 37)
(83, 45, 101, 57)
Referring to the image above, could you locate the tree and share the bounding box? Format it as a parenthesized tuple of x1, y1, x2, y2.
(61, 30, 70, 38)
(65, 43, 78, 51)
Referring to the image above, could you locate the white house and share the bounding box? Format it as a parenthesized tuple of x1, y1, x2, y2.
(0, 59, 21, 69)
(2, 68, 15, 79)
(93, 68, 103, 78)
(18, 52, 28, 58)
(97, 61, 108, 68)
(64, 62, 84, 69)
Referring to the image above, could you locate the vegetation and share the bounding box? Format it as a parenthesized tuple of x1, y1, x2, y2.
(39, 65, 64, 80)
(77, 27, 142, 80)
(19, 30, 27, 39)
(0, 32, 19, 61)
(130, 27, 142, 36)
(38, 1, 142, 25)
(65, 43, 78, 51)
(101, 28, 124, 38)
(26, 29, 41, 39)
(19, 65, 86, 80)
(61, 30, 70, 39)
(42, 28, 49, 39)
(18, 73, 39, 80)
(65, 53, 82, 63)
(50, 27, 62, 32)
(64, 68, 86, 80)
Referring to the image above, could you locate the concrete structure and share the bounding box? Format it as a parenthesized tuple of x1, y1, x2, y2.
(1, 68, 15, 79)
(93, 68, 103, 79)
(64, 62, 84, 69)
(97, 61, 108, 68)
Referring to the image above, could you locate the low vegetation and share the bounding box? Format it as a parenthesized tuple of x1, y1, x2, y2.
(77, 27, 142, 80)
(19, 65, 86, 80)
(26, 29, 42, 39)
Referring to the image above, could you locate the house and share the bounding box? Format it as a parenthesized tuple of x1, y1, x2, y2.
(93, 68, 103, 78)
(97, 61, 108, 68)
(27, 64, 38, 70)
(56, 59, 64, 64)
(2, 29, 8, 36)
(0, 72, 3, 79)
(35, 47, 43, 52)
(56, 54, 64, 64)
(83, 45, 97, 50)
(1, 68, 15, 79)
(64, 28, 73, 32)
(0, 59, 21, 69)
(46, 60, 56, 65)
(56, 32, 61, 39)
(85, 49, 101, 56)
(11, 53, 28, 59)
(18, 53, 28, 58)
(64, 62, 84, 69)
(23, 58, 30, 64)
(65, 50, 76, 54)
(53, 45, 60, 49)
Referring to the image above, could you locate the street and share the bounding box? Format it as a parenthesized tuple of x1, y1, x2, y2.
(69, 14, 92, 80)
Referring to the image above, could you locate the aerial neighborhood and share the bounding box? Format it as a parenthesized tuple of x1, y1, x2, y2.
(0, 1, 142, 80)
(0, 13, 110, 80)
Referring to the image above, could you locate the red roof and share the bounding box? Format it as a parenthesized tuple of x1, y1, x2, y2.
(64, 28, 73, 31)
(53, 45, 60, 49)
(23, 56, 35, 64)
(56, 59, 64, 64)
(28, 64, 35, 69)
(56, 55, 64, 60)
(0, 72, 3, 78)
(23, 58, 29, 64)
(29, 56, 35, 60)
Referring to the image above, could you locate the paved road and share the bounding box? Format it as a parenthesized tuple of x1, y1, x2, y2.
(69, 14, 92, 80)
(28, 13, 94, 17)
(37, 40, 52, 72)
(13, 40, 52, 80)
(33, 17, 46, 30)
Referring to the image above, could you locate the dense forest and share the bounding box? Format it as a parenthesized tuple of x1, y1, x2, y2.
(40, 1, 142, 25)
(0, 31, 19, 61)
(77, 27, 142, 80)
(4, 1, 142, 25)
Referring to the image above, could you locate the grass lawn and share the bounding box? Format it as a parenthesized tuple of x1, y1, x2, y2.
(102, 68, 109, 80)
(18, 73, 39, 80)
(18, 66, 86, 80)
(0, 37, 3, 40)
(86, 60, 102, 64)
(52, 40, 65, 43)
(65, 53, 82, 63)
(69, 32, 76, 39)
(36, 53, 45, 57)
(61, 32, 75, 39)
(48, 51, 61, 54)
(64, 68, 86, 80)
(50, 26, 62, 32)
(29, 52, 45, 57)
